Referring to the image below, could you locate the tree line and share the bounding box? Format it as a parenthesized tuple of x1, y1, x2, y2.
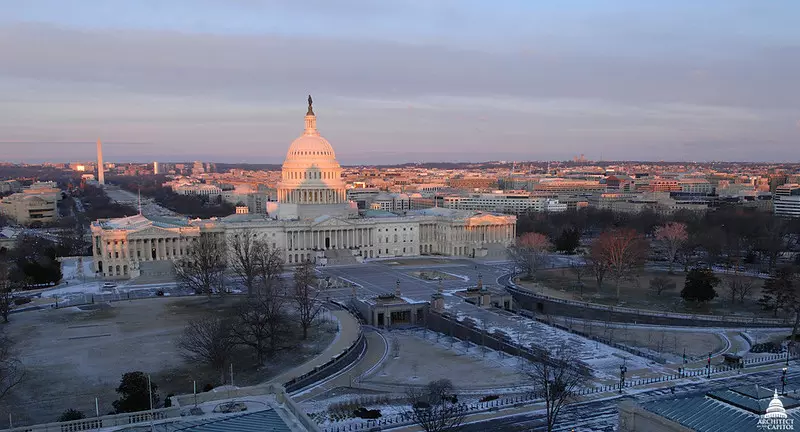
(510, 207, 800, 342)
(517, 206, 800, 272)
(110, 175, 234, 219)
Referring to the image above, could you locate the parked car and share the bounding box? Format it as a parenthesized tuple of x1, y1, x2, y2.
(102, 282, 116, 289)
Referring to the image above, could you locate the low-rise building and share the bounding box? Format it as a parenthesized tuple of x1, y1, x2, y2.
(0, 183, 60, 225)
(436, 193, 567, 215)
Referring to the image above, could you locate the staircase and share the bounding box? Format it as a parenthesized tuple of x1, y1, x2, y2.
(324, 248, 359, 266)
(133, 261, 177, 284)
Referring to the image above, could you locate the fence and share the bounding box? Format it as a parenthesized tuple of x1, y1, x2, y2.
(535, 315, 668, 364)
(319, 352, 799, 432)
(425, 310, 593, 376)
(2, 407, 180, 432)
(505, 283, 791, 327)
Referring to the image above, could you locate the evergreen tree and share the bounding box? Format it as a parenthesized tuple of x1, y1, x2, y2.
(112, 372, 159, 413)
(554, 228, 581, 254)
(681, 267, 719, 303)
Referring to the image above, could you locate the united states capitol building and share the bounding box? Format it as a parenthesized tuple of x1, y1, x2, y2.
(90, 98, 516, 279)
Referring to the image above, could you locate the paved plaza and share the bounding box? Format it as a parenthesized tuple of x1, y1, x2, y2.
(319, 258, 511, 301)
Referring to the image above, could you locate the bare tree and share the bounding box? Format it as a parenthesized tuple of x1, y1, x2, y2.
(0, 331, 25, 402)
(228, 230, 259, 296)
(507, 232, 552, 280)
(292, 260, 323, 340)
(584, 252, 608, 293)
(0, 262, 14, 323)
(655, 222, 688, 274)
(649, 276, 676, 296)
(591, 229, 649, 300)
(175, 234, 227, 296)
(230, 293, 291, 364)
(177, 316, 235, 385)
(253, 240, 284, 296)
(569, 261, 588, 298)
(521, 345, 588, 432)
(724, 273, 755, 304)
(406, 379, 465, 432)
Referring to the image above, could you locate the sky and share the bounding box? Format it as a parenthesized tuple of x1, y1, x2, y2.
(0, 0, 799, 164)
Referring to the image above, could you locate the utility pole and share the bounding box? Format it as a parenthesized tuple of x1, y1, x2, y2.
(148, 374, 154, 432)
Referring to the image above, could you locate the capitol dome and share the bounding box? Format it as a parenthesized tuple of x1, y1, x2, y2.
(277, 96, 347, 207)
(765, 390, 788, 419)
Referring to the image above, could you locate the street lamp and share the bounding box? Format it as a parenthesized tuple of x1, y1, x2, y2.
(706, 352, 712, 379)
(782, 367, 788, 395)
(619, 363, 627, 393)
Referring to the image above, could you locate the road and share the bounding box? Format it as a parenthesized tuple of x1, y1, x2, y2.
(461, 368, 800, 431)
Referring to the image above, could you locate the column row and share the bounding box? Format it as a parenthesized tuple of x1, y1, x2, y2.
(286, 227, 374, 250)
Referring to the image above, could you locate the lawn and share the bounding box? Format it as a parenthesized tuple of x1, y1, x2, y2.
(1, 297, 336, 426)
(516, 268, 779, 319)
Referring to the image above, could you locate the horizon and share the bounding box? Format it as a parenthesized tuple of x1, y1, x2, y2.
(1, 1, 799, 163)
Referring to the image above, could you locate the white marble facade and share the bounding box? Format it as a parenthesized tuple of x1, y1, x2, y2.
(90, 99, 516, 279)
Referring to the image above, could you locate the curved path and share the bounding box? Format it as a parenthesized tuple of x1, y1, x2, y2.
(292, 328, 389, 402)
(268, 308, 361, 386)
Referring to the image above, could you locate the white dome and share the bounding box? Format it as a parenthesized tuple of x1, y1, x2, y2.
(286, 134, 336, 160)
(765, 390, 788, 419)
(276, 97, 347, 207)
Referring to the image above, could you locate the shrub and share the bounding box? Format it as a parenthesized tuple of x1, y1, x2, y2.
(13, 297, 32, 306)
(203, 383, 214, 392)
(353, 407, 382, 419)
(58, 409, 86, 422)
(751, 342, 782, 354)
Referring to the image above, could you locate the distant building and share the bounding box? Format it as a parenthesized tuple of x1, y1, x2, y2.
(0, 182, 61, 225)
(153, 161, 160, 174)
(774, 183, 800, 218)
(0, 180, 22, 194)
(448, 177, 498, 190)
(437, 193, 567, 215)
(678, 178, 713, 195)
(192, 161, 205, 175)
(593, 192, 708, 215)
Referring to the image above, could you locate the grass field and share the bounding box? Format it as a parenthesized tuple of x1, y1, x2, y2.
(1, 297, 336, 426)
(517, 268, 779, 318)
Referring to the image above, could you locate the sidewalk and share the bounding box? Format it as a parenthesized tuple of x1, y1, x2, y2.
(268, 309, 361, 386)
(293, 329, 389, 402)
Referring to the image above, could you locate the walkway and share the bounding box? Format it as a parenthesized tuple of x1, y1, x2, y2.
(268, 308, 361, 386)
(293, 328, 389, 402)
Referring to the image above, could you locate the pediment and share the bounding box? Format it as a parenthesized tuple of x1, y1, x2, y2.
(311, 216, 353, 228)
(127, 226, 180, 238)
(465, 214, 513, 226)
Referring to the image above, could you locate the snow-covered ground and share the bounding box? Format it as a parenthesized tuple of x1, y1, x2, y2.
(443, 297, 671, 380)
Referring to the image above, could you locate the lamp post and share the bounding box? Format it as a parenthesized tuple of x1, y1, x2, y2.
(782, 367, 788, 395)
(706, 352, 712, 379)
(787, 347, 791, 366)
(619, 363, 627, 393)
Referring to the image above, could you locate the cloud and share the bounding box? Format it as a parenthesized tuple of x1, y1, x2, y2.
(0, 22, 798, 162)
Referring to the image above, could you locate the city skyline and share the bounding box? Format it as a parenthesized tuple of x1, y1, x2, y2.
(1, 1, 799, 163)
